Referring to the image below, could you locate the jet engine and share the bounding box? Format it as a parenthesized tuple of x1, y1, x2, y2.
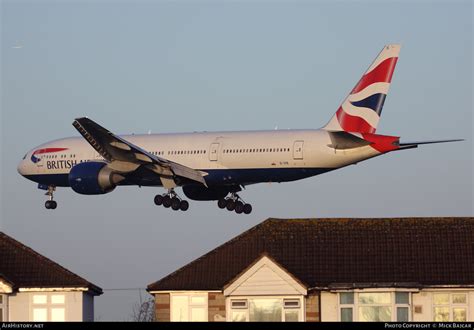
(68, 162, 124, 195)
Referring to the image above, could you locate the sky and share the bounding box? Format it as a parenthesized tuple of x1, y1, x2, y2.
(1, 0, 472, 321)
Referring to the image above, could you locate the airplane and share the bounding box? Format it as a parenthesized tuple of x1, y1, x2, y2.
(17, 44, 462, 214)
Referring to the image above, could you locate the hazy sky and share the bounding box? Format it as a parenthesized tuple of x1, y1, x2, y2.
(1, 0, 472, 321)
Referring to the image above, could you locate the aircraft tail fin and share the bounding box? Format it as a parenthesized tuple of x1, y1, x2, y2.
(323, 44, 401, 133)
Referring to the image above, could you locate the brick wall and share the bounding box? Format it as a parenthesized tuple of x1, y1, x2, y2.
(155, 293, 170, 322)
(305, 292, 320, 322)
(208, 292, 226, 321)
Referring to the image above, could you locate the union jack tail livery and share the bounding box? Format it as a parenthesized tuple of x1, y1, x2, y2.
(324, 44, 400, 133)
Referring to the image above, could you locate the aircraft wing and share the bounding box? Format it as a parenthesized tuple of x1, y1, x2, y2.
(72, 117, 207, 187)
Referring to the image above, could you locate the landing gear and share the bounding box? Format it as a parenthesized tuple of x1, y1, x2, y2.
(154, 189, 189, 211)
(154, 195, 163, 205)
(44, 185, 57, 210)
(179, 200, 189, 211)
(45, 200, 57, 209)
(217, 193, 252, 215)
(235, 201, 244, 214)
(218, 198, 227, 209)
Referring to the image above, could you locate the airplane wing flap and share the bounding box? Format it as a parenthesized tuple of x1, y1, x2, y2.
(170, 163, 208, 187)
(73, 117, 207, 186)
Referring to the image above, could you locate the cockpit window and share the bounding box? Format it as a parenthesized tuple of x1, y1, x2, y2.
(22, 153, 27, 160)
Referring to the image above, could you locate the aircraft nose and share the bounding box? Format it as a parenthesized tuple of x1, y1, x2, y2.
(17, 156, 27, 176)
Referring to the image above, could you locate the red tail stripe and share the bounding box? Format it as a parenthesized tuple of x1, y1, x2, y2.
(336, 107, 376, 133)
(362, 133, 400, 153)
(351, 57, 398, 94)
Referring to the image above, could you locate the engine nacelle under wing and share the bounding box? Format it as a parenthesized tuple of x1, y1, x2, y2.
(69, 162, 124, 195)
(182, 185, 230, 201)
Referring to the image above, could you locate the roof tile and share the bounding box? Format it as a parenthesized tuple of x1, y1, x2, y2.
(0, 232, 102, 295)
(148, 218, 474, 291)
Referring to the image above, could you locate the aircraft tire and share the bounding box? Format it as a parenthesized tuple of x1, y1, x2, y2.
(217, 198, 227, 209)
(171, 197, 181, 210)
(226, 200, 236, 211)
(154, 195, 164, 206)
(163, 196, 172, 208)
(235, 201, 244, 214)
(243, 204, 252, 214)
(180, 200, 189, 211)
(50, 201, 57, 209)
(45, 201, 51, 209)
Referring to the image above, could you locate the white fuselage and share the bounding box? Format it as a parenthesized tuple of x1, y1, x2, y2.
(18, 128, 381, 187)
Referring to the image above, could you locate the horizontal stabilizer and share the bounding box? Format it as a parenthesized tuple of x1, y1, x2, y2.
(399, 139, 464, 147)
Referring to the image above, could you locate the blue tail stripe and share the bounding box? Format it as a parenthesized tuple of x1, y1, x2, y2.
(350, 93, 387, 115)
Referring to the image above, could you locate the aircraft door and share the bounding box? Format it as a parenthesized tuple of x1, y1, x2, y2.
(293, 140, 304, 160)
(209, 143, 220, 161)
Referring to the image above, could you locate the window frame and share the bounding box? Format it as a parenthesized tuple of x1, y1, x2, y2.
(432, 292, 468, 322)
(0, 294, 7, 322)
(337, 291, 412, 322)
(31, 293, 66, 322)
(170, 292, 208, 322)
(227, 296, 304, 322)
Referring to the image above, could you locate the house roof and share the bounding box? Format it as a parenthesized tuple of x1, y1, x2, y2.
(148, 217, 474, 292)
(0, 232, 102, 295)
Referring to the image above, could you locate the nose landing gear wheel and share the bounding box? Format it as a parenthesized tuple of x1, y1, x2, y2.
(44, 186, 57, 210)
(45, 200, 57, 209)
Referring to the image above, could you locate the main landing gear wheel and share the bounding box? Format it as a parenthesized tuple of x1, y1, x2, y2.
(243, 203, 252, 214)
(162, 195, 172, 208)
(180, 200, 189, 211)
(226, 200, 236, 211)
(217, 198, 227, 209)
(171, 197, 181, 210)
(154, 189, 190, 212)
(235, 201, 244, 214)
(44, 185, 58, 210)
(154, 195, 164, 205)
(217, 193, 252, 215)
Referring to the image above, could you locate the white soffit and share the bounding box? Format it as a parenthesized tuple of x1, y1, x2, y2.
(18, 287, 88, 292)
(0, 280, 13, 293)
(224, 255, 307, 296)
